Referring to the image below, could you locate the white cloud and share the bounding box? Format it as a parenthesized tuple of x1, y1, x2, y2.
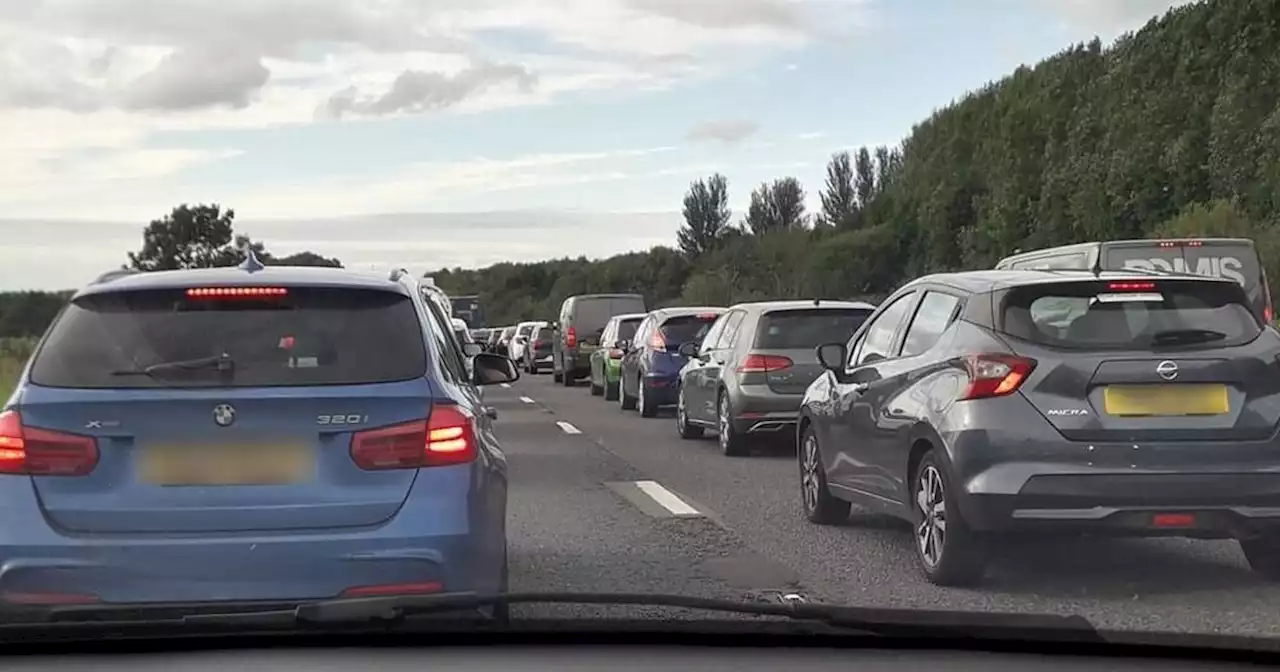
(1038, 0, 1195, 35)
(687, 119, 761, 144)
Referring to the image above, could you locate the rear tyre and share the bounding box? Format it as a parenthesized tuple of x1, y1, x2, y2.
(589, 371, 603, 396)
(562, 368, 576, 387)
(1239, 537, 1280, 579)
(619, 376, 637, 411)
(604, 380, 619, 401)
(676, 387, 704, 439)
(491, 547, 510, 624)
(529, 362, 540, 375)
(799, 426, 849, 524)
(912, 450, 987, 587)
(637, 378, 658, 418)
(717, 392, 747, 457)
(552, 358, 563, 383)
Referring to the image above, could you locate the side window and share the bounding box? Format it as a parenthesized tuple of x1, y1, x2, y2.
(633, 316, 654, 348)
(601, 320, 617, 346)
(854, 293, 916, 367)
(718, 311, 747, 349)
(698, 315, 729, 354)
(900, 292, 963, 358)
(421, 295, 469, 383)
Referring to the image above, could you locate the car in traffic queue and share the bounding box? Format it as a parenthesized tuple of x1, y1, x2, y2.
(492, 326, 517, 357)
(452, 317, 475, 347)
(617, 307, 724, 417)
(508, 321, 541, 364)
(675, 300, 875, 456)
(797, 269, 1280, 587)
(0, 254, 519, 611)
(521, 322, 553, 374)
(470, 328, 493, 350)
(587, 313, 645, 401)
(552, 294, 647, 387)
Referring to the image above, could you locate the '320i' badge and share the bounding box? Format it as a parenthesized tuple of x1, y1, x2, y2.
(212, 404, 237, 427)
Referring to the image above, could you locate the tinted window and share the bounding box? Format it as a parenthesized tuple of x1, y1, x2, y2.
(755, 308, 873, 349)
(900, 293, 961, 357)
(717, 311, 747, 349)
(516, 323, 535, 337)
(1000, 279, 1261, 350)
(1011, 253, 1088, 270)
(659, 314, 720, 346)
(1105, 242, 1259, 293)
(856, 293, 915, 365)
(616, 318, 641, 343)
(31, 287, 427, 389)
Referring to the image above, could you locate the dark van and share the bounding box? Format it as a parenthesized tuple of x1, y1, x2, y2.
(551, 294, 647, 386)
(995, 238, 1274, 323)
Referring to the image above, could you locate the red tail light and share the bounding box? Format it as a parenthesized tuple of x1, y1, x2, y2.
(1107, 281, 1156, 291)
(649, 332, 667, 349)
(186, 287, 288, 299)
(737, 354, 794, 373)
(349, 405, 477, 470)
(0, 410, 98, 476)
(959, 354, 1036, 400)
(608, 349, 624, 359)
(566, 327, 577, 348)
(340, 581, 443, 598)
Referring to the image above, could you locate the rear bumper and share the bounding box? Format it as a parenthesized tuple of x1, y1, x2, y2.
(732, 385, 802, 435)
(0, 467, 506, 605)
(641, 373, 679, 405)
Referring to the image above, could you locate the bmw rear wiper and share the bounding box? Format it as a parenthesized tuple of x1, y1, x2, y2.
(1148, 329, 1228, 346)
(43, 591, 1102, 643)
(111, 352, 235, 377)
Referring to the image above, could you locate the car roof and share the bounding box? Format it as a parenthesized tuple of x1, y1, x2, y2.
(651, 306, 725, 318)
(905, 269, 1239, 294)
(75, 266, 412, 299)
(727, 299, 877, 312)
(609, 312, 648, 322)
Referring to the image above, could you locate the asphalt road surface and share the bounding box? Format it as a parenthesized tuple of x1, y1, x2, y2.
(497, 372, 1280, 636)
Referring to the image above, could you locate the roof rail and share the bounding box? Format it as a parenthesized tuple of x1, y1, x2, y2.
(93, 268, 139, 284)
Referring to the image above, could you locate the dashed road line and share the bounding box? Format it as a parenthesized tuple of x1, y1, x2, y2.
(635, 480, 701, 516)
(556, 421, 582, 434)
(519, 396, 535, 404)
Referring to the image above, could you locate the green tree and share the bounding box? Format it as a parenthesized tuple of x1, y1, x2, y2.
(127, 204, 238, 271)
(677, 173, 732, 260)
(817, 152, 857, 229)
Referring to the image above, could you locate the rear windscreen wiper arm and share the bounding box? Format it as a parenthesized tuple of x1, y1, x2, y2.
(136, 591, 1103, 642)
(111, 352, 235, 377)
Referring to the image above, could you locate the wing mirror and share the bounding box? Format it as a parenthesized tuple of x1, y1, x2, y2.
(472, 353, 520, 386)
(462, 342, 483, 357)
(677, 341, 700, 358)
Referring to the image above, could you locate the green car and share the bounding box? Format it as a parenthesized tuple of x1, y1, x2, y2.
(588, 313, 645, 400)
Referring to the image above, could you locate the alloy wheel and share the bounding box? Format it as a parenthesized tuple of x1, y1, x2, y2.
(915, 465, 947, 568)
(801, 433, 820, 513)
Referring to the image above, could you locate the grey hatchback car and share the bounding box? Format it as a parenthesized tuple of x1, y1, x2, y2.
(675, 300, 875, 456)
(798, 270, 1280, 586)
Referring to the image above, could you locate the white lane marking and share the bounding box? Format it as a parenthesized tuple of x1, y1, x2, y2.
(556, 421, 582, 434)
(519, 396, 535, 404)
(634, 481, 700, 516)
(500, 383, 511, 389)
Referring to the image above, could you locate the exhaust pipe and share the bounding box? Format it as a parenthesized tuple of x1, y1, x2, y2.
(747, 420, 795, 433)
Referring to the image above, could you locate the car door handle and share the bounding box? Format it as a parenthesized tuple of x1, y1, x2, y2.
(483, 406, 498, 420)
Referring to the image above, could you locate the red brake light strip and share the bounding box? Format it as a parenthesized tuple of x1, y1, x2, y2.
(186, 287, 289, 298)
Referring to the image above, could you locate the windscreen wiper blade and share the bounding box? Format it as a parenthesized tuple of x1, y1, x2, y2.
(145, 591, 1103, 642)
(110, 352, 235, 377)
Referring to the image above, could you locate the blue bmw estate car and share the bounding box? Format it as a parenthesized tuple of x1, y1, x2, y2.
(0, 257, 518, 612)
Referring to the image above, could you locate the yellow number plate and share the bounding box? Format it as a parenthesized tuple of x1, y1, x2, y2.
(139, 444, 313, 486)
(1102, 384, 1230, 417)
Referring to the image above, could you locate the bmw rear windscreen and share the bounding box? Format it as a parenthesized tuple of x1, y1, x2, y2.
(29, 287, 428, 388)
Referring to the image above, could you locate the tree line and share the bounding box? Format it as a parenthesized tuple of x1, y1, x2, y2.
(0, 0, 1277, 335)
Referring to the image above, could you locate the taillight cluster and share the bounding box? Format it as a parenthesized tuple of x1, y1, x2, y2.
(349, 405, 478, 470)
(736, 353, 793, 373)
(566, 327, 577, 348)
(958, 354, 1035, 400)
(0, 410, 99, 476)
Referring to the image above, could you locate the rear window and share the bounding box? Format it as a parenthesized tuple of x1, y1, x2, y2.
(660, 314, 720, 345)
(1104, 242, 1259, 292)
(755, 308, 873, 349)
(617, 318, 641, 342)
(30, 287, 427, 389)
(516, 324, 535, 337)
(1000, 279, 1261, 350)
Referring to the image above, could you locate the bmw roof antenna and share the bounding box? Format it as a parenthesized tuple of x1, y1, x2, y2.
(238, 241, 266, 273)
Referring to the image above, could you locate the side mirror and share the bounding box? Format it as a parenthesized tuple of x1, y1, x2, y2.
(677, 342, 700, 358)
(472, 353, 520, 386)
(850, 367, 880, 384)
(815, 342, 846, 372)
(462, 342, 483, 357)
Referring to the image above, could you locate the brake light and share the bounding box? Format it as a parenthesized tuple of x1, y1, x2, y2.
(0, 410, 98, 476)
(959, 354, 1036, 400)
(566, 326, 577, 348)
(609, 349, 624, 359)
(1107, 281, 1156, 291)
(737, 354, 794, 373)
(649, 332, 667, 349)
(340, 582, 443, 598)
(186, 287, 288, 299)
(349, 405, 477, 470)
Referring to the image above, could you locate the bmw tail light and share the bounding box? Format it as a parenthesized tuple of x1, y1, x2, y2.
(0, 410, 99, 476)
(958, 354, 1036, 400)
(350, 405, 477, 470)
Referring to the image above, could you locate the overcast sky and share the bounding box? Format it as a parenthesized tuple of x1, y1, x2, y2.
(0, 0, 1192, 289)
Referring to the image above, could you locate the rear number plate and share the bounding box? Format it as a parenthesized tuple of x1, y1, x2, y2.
(139, 443, 313, 486)
(1102, 384, 1230, 417)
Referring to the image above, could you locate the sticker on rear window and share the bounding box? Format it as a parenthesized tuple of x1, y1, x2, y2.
(1121, 256, 1247, 286)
